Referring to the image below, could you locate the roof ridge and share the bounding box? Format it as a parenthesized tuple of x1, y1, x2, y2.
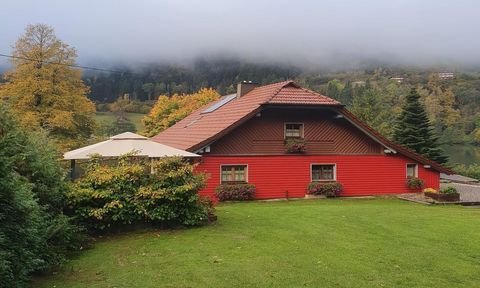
(296, 86, 341, 104)
(264, 80, 294, 103)
(263, 81, 341, 105)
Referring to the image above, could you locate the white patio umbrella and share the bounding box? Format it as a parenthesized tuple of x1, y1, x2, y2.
(64, 132, 200, 160)
(64, 132, 200, 177)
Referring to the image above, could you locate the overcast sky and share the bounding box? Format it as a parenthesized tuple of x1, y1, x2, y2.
(1, 0, 479, 69)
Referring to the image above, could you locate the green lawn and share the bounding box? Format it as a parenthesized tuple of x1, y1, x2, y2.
(95, 112, 146, 132)
(35, 199, 480, 288)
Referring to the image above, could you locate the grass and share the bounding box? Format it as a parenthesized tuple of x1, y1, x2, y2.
(35, 199, 480, 288)
(95, 112, 146, 132)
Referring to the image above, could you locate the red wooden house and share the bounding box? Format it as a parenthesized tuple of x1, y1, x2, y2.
(153, 81, 451, 199)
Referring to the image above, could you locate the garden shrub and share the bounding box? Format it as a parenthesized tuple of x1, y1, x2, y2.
(440, 186, 458, 194)
(215, 184, 256, 201)
(0, 105, 81, 287)
(406, 177, 424, 189)
(67, 155, 147, 230)
(106, 117, 137, 135)
(67, 156, 213, 231)
(123, 101, 152, 114)
(307, 181, 343, 197)
(95, 103, 110, 112)
(134, 157, 210, 226)
(453, 164, 480, 180)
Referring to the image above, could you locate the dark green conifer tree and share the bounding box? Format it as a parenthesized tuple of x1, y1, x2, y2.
(340, 80, 353, 105)
(393, 88, 448, 164)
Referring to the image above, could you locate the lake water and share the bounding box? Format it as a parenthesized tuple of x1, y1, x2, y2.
(441, 144, 480, 166)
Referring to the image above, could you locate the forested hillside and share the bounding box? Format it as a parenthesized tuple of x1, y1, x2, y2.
(83, 59, 301, 102)
(3, 56, 480, 147)
(79, 60, 480, 147)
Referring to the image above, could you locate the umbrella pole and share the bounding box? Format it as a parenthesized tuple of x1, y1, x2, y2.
(70, 160, 76, 180)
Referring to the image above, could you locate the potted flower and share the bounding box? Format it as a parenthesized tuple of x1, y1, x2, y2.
(285, 138, 306, 153)
(406, 177, 424, 190)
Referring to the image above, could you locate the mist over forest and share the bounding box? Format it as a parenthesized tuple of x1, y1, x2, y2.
(2, 0, 480, 69)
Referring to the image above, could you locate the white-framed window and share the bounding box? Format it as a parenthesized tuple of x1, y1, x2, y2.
(406, 163, 418, 178)
(311, 164, 336, 181)
(285, 122, 304, 139)
(221, 165, 248, 183)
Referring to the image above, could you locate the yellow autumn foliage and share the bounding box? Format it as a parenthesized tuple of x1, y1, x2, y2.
(423, 188, 438, 193)
(142, 88, 220, 137)
(421, 74, 460, 129)
(0, 24, 95, 151)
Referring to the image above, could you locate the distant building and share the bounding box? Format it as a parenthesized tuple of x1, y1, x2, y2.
(390, 77, 405, 83)
(437, 72, 455, 80)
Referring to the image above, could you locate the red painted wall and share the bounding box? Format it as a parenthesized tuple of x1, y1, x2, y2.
(195, 154, 440, 199)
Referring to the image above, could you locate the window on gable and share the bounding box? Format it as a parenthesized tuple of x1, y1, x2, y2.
(285, 123, 304, 139)
(221, 165, 247, 183)
(406, 163, 418, 178)
(312, 164, 336, 181)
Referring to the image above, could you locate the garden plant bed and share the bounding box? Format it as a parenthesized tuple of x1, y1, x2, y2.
(34, 199, 480, 288)
(424, 191, 460, 202)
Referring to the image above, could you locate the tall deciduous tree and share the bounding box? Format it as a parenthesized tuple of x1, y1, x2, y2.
(0, 24, 95, 150)
(393, 88, 448, 164)
(421, 74, 460, 133)
(350, 87, 394, 138)
(142, 88, 220, 136)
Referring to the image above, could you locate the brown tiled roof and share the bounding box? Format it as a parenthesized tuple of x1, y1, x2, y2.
(340, 108, 452, 174)
(152, 80, 452, 174)
(152, 81, 340, 152)
(268, 85, 340, 105)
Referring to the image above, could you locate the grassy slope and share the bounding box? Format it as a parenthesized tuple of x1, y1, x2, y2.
(35, 199, 480, 288)
(95, 112, 146, 132)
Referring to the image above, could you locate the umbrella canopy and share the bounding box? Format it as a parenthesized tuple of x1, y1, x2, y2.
(64, 132, 200, 160)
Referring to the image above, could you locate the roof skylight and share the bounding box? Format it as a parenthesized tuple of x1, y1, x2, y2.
(201, 94, 236, 114)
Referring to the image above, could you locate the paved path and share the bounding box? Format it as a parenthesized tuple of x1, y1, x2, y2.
(441, 182, 480, 203)
(440, 173, 479, 184)
(440, 173, 478, 183)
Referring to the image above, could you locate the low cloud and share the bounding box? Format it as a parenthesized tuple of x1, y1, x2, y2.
(1, 0, 479, 70)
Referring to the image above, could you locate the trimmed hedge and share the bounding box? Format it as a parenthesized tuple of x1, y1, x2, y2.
(215, 184, 256, 201)
(307, 181, 343, 197)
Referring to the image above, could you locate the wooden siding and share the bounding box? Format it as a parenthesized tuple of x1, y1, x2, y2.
(209, 108, 382, 155)
(196, 154, 440, 199)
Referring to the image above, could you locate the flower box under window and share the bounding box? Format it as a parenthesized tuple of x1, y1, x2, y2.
(285, 138, 306, 153)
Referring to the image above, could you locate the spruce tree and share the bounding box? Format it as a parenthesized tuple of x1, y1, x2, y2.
(393, 88, 448, 164)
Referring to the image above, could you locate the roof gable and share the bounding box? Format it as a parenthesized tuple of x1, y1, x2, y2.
(267, 83, 340, 105)
(152, 81, 341, 151)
